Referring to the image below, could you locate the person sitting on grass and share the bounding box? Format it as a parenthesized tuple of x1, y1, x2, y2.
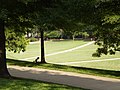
(34, 57, 39, 63)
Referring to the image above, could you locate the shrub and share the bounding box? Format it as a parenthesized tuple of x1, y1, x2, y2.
(29, 37, 38, 42)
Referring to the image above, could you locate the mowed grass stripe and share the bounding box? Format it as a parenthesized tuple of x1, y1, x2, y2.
(72, 60, 120, 71)
(7, 40, 88, 60)
(57, 58, 120, 65)
(22, 41, 94, 60)
(46, 44, 120, 63)
(7, 40, 120, 71)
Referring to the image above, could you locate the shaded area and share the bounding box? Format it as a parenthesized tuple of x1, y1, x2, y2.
(8, 66, 120, 90)
(0, 77, 85, 90)
(7, 59, 120, 79)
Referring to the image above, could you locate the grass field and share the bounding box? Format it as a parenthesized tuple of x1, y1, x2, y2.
(0, 78, 86, 90)
(7, 40, 120, 71)
(7, 40, 88, 60)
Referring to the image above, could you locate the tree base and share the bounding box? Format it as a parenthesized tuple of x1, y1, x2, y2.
(40, 61, 47, 64)
(0, 72, 11, 78)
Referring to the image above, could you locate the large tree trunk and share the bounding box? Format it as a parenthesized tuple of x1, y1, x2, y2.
(0, 20, 10, 77)
(40, 30, 46, 63)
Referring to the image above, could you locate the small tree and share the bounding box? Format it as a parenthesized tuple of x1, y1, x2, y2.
(45, 30, 61, 39)
(82, 32, 89, 39)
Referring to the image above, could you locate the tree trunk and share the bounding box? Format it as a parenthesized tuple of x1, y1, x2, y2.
(0, 20, 10, 77)
(72, 34, 75, 41)
(40, 30, 46, 63)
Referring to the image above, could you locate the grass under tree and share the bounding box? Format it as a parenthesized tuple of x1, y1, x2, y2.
(0, 77, 88, 90)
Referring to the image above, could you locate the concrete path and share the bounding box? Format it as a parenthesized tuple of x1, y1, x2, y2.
(8, 65, 120, 90)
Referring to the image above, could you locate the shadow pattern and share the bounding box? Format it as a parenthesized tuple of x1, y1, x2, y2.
(7, 58, 120, 79)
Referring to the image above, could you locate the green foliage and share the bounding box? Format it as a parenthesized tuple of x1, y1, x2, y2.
(0, 9, 8, 20)
(93, 26, 120, 56)
(44, 30, 61, 39)
(82, 32, 89, 39)
(5, 29, 29, 53)
(103, 15, 120, 25)
(0, 0, 34, 54)
(93, 0, 120, 56)
(29, 37, 38, 42)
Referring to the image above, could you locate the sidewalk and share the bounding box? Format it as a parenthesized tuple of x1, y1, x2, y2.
(8, 65, 120, 90)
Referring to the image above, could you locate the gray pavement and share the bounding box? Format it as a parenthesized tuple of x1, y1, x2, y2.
(8, 65, 120, 90)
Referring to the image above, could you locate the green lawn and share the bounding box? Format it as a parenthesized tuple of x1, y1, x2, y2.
(7, 40, 88, 60)
(7, 40, 120, 71)
(73, 60, 120, 71)
(0, 78, 87, 90)
(45, 40, 88, 54)
(46, 44, 120, 63)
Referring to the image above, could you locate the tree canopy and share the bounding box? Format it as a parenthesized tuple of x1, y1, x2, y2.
(92, 0, 120, 56)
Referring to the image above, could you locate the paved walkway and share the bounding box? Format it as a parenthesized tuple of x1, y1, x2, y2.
(8, 65, 120, 90)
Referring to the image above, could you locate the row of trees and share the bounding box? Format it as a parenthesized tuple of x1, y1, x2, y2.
(27, 29, 90, 40)
(0, 0, 120, 77)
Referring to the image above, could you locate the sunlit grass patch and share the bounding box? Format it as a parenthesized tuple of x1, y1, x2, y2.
(7, 40, 120, 71)
(7, 40, 88, 60)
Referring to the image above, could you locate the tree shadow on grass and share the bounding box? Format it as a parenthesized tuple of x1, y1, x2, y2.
(7, 58, 120, 79)
(0, 77, 85, 90)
